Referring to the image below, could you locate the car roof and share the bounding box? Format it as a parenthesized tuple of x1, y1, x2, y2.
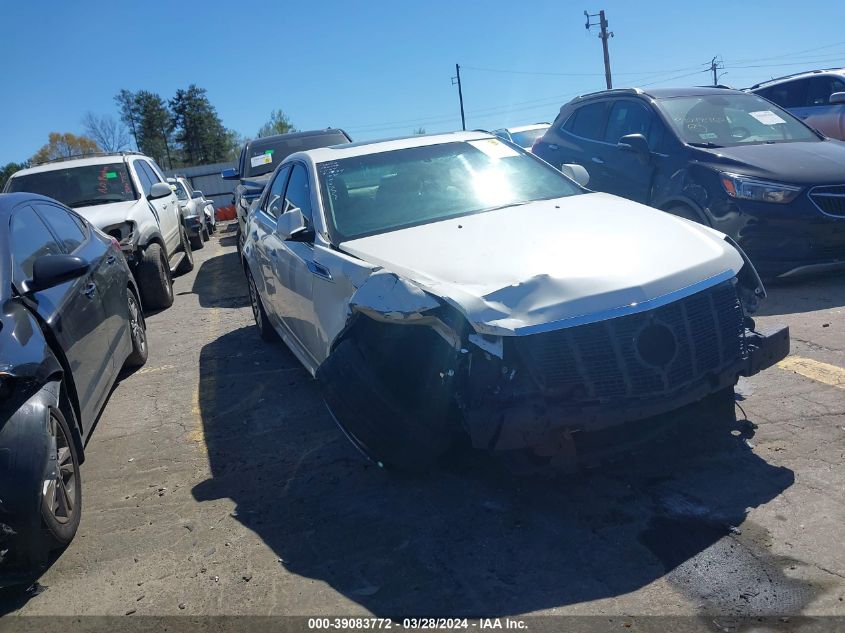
(296, 131, 494, 162)
(503, 123, 551, 133)
(749, 67, 845, 90)
(11, 152, 145, 177)
(571, 86, 743, 104)
(246, 128, 350, 152)
(0, 192, 65, 215)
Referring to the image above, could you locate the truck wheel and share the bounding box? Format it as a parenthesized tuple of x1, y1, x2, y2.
(176, 226, 195, 275)
(41, 407, 82, 550)
(190, 231, 204, 250)
(317, 338, 452, 472)
(123, 288, 148, 369)
(137, 243, 174, 310)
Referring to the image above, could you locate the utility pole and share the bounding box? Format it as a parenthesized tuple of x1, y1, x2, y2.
(452, 64, 466, 130)
(585, 9, 613, 89)
(710, 56, 724, 86)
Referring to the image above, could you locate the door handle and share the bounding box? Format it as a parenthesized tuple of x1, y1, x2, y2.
(591, 157, 605, 164)
(548, 144, 560, 151)
(83, 282, 96, 298)
(306, 261, 333, 281)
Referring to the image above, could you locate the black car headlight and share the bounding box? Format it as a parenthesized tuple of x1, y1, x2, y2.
(720, 173, 802, 204)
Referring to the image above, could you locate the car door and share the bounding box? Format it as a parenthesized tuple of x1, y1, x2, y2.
(34, 200, 124, 402)
(801, 76, 845, 139)
(252, 164, 292, 308)
(136, 160, 180, 254)
(545, 101, 612, 190)
(266, 162, 322, 366)
(597, 99, 664, 203)
(10, 205, 109, 431)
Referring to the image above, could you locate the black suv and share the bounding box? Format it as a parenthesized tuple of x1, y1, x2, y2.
(222, 129, 351, 250)
(533, 87, 845, 278)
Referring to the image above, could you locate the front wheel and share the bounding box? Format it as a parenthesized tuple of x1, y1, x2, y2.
(40, 407, 82, 550)
(136, 243, 173, 310)
(175, 226, 195, 275)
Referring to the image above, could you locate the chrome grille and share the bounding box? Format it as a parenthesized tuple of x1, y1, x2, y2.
(515, 280, 745, 401)
(810, 185, 845, 217)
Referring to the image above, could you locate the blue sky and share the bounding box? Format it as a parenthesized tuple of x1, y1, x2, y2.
(1, 0, 843, 165)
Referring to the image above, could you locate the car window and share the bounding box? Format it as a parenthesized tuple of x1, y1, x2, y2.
(283, 164, 313, 225)
(604, 100, 655, 145)
(142, 161, 163, 183)
(761, 79, 809, 109)
(34, 202, 87, 253)
(263, 165, 292, 219)
(134, 161, 155, 196)
(173, 181, 189, 201)
(807, 76, 845, 106)
(567, 101, 610, 140)
(6, 162, 137, 207)
(10, 205, 64, 281)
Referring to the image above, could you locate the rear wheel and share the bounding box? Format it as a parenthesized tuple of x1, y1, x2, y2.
(190, 231, 204, 250)
(136, 243, 173, 310)
(123, 288, 148, 369)
(176, 226, 195, 275)
(247, 269, 277, 342)
(40, 407, 81, 549)
(202, 226, 210, 241)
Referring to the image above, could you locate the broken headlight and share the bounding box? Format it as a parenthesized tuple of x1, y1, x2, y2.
(720, 173, 802, 204)
(103, 221, 136, 246)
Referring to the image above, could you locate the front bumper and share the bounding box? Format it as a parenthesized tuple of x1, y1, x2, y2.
(184, 215, 203, 238)
(464, 324, 789, 451)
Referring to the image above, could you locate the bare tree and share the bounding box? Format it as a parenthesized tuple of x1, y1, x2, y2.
(82, 112, 131, 152)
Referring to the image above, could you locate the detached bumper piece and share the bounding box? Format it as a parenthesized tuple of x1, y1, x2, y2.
(465, 280, 790, 451)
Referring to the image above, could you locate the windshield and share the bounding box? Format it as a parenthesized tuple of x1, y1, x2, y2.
(658, 93, 818, 147)
(510, 127, 549, 148)
(319, 139, 582, 241)
(7, 162, 137, 207)
(173, 181, 189, 201)
(245, 132, 350, 178)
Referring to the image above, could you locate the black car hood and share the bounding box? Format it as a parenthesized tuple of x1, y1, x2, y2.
(694, 139, 845, 185)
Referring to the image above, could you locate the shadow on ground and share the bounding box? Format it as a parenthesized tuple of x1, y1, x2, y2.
(190, 251, 249, 309)
(757, 274, 845, 317)
(192, 324, 807, 617)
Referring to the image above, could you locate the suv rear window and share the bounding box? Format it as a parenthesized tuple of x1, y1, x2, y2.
(564, 102, 610, 140)
(7, 163, 137, 208)
(243, 132, 351, 178)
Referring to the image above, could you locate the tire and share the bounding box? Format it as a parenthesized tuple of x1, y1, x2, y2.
(665, 204, 709, 226)
(123, 288, 148, 369)
(190, 232, 204, 250)
(202, 226, 210, 241)
(175, 226, 195, 275)
(317, 338, 451, 472)
(136, 243, 174, 310)
(40, 407, 81, 550)
(246, 268, 277, 342)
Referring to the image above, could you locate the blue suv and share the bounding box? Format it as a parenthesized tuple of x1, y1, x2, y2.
(533, 87, 845, 278)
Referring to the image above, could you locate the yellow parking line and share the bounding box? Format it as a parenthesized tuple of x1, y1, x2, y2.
(777, 356, 845, 390)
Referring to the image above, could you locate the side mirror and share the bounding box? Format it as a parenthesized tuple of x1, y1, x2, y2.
(829, 91, 845, 105)
(560, 163, 590, 188)
(25, 255, 89, 293)
(149, 182, 173, 200)
(275, 208, 314, 242)
(191, 191, 202, 199)
(618, 133, 650, 157)
(221, 168, 240, 180)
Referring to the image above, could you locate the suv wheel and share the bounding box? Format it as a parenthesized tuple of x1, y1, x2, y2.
(123, 288, 148, 369)
(137, 243, 174, 310)
(41, 407, 82, 550)
(176, 226, 195, 275)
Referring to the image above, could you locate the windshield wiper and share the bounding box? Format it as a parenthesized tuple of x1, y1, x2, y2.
(687, 141, 723, 148)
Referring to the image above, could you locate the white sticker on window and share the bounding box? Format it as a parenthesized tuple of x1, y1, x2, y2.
(700, 132, 718, 140)
(250, 153, 273, 168)
(749, 110, 786, 125)
(468, 138, 520, 159)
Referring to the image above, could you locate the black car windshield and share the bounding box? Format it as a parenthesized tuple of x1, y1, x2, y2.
(245, 133, 350, 178)
(509, 127, 548, 148)
(7, 163, 137, 207)
(319, 139, 582, 241)
(658, 93, 818, 147)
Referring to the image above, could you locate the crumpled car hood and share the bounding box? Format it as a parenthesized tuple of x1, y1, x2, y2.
(339, 192, 744, 336)
(73, 200, 139, 230)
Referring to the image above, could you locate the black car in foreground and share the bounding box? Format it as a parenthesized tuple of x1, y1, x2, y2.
(222, 128, 352, 251)
(533, 87, 845, 278)
(0, 193, 148, 585)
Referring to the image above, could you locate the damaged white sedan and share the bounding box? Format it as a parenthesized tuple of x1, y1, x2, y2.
(242, 132, 789, 470)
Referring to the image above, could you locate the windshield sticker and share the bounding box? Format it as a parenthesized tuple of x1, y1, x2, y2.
(105, 171, 117, 179)
(468, 138, 520, 159)
(250, 153, 273, 168)
(265, 149, 274, 155)
(749, 110, 786, 125)
(699, 132, 718, 140)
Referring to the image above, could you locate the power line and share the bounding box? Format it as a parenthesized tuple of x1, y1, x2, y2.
(722, 40, 845, 65)
(460, 62, 710, 77)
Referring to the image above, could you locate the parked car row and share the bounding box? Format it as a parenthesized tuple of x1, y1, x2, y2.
(167, 175, 217, 249)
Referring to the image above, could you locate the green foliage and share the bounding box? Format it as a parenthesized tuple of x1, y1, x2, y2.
(31, 133, 101, 164)
(257, 110, 296, 138)
(170, 85, 234, 165)
(1, 160, 30, 189)
(114, 89, 174, 168)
